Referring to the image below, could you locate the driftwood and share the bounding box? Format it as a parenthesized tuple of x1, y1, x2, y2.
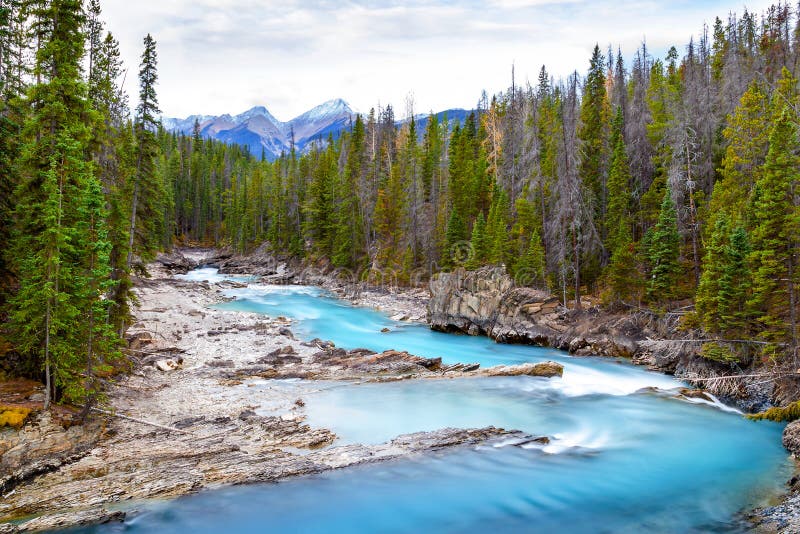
(91, 407, 191, 435)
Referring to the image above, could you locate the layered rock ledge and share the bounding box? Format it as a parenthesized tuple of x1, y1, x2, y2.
(427, 267, 787, 411)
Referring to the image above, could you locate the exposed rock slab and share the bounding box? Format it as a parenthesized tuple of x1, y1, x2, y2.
(427, 266, 776, 410)
(484, 362, 564, 378)
(428, 267, 641, 358)
(0, 413, 101, 495)
(0, 426, 518, 532)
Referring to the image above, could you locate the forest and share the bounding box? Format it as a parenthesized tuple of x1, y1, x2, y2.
(1, 0, 799, 405)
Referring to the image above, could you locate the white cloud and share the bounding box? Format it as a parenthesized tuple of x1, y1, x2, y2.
(101, 0, 780, 120)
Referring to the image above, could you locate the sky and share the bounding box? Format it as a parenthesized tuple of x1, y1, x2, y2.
(102, 0, 778, 121)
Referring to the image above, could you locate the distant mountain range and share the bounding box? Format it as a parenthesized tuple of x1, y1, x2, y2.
(161, 99, 471, 161)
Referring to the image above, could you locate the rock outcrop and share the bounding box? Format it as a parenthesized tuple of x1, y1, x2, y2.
(783, 421, 800, 456)
(428, 267, 642, 358)
(427, 267, 774, 410)
(0, 425, 522, 532)
(0, 413, 102, 495)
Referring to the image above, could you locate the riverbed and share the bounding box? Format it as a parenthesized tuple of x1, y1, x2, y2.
(67, 267, 792, 533)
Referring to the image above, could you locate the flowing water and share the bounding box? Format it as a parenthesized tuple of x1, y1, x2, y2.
(74, 268, 792, 533)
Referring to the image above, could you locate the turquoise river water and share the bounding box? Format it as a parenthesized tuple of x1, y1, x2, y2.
(72, 268, 793, 533)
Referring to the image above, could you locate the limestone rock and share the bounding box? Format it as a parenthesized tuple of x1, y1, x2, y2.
(783, 420, 800, 456)
(154, 358, 182, 372)
(428, 267, 643, 359)
(485, 362, 564, 378)
(0, 413, 102, 495)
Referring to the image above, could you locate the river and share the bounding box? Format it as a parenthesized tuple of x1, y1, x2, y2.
(72, 268, 792, 533)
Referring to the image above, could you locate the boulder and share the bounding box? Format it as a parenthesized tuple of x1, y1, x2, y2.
(485, 361, 564, 378)
(154, 358, 182, 372)
(783, 420, 800, 456)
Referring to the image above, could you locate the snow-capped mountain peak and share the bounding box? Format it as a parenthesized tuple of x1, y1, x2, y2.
(161, 99, 354, 160)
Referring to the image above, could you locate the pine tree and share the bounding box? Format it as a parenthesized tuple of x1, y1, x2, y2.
(74, 176, 121, 408)
(332, 116, 366, 269)
(604, 224, 641, 305)
(708, 82, 769, 232)
(645, 190, 681, 303)
(127, 33, 164, 270)
(443, 208, 467, 269)
(696, 216, 752, 335)
(467, 211, 487, 269)
(605, 109, 633, 255)
(8, 0, 100, 407)
(718, 226, 752, 335)
(485, 185, 510, 266)
(748, 106, 800, 349)
(696, 215, 730, 330)
(0, 0, 25, 293)
(578, 44, 610, 258)
(514, 229, 546, 288)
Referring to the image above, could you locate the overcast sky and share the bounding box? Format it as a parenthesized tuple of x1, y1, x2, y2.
(102, 0, 776, 121)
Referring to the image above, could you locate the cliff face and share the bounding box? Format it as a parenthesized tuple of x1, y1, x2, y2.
(427, 267, 776, 411)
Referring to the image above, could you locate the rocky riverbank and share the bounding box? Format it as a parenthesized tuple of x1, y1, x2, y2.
(426, 266, 800, 413)
(0, 258, 553, 532)
(197, 247, 429, 322)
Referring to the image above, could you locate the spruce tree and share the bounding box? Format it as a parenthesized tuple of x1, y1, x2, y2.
(708, 82, 769, 232)
(696, 215, 730, 330)
(127, 33, 164, 270)
(645, 190, 681, 303)
(514, 229, 546, 288)
(8, 0, 100, 407)
(577, 45, 610, 256)
(467, 211, 487, 269)
(748, 106, 800, 348)
(443, 208, 467, 269)
(605, 109, 633, 255)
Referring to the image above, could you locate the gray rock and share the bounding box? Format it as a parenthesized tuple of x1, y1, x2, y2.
(783, 420, 800, 456)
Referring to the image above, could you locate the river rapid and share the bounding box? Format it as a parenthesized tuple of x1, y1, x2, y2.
(73, 268, 792, 533)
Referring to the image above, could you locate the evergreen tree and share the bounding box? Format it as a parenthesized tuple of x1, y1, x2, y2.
(467, 211, 487, 269)
(127, 33, 164, 270)
(577, 44, 610, 261)
(645, 190, 681, 303)
(696, 215, 730, 329)
(514, 229, 546, 288)
(708, 82, 769, 233)
(8, 0, 106, 407)
(486, 186, 510, 265)
(443, 208, 467, 269)
(748, 106, 800, 349)
(604, 224, 641, 305)
(605, 109, 633, 255)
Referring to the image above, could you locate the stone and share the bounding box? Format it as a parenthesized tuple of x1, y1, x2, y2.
(278, 327, 294, 338)
(154, 359, 182, 372)
(485, 362, 564, 378)
(678, 388, 712, 402)
(206, 360, 235, 368)
(783, 420, 800, 456)
(172, 416, 206, 429)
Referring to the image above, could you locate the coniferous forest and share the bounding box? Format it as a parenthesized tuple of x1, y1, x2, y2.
(2, 0, 800, 405)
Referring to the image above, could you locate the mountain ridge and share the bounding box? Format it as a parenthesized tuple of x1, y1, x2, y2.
(161, 99, 471, 160)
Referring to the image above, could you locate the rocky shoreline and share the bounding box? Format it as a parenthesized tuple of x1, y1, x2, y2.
(0, 256, 554, 532)
(426, 267, 800, 413)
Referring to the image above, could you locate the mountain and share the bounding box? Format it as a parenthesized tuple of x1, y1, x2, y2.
(162, 100, 472, 160)
(410, 109, 472, 139)
(161, 99, 355, 161)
